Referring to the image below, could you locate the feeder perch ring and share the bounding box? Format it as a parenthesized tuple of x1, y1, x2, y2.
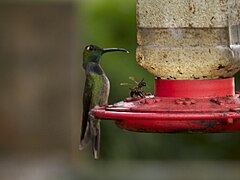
(91, 78, 240, 133)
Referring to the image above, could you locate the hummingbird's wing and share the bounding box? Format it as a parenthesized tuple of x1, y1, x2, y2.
(80, 68, 109, 159)
(79, 77, 92, 149)
(89, 115, 100, 159)
(88, 73, 108, 159)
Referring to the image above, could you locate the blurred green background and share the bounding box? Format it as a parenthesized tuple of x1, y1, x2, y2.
(1, 0, 240, 179)
(80, 0, 240, 161)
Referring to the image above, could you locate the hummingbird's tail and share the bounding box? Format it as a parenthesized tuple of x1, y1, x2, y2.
(79, 122, 91, 150)
(80, 115, 101, 159)
(90, 116, 101, 159)
(91, 127, 100, 159)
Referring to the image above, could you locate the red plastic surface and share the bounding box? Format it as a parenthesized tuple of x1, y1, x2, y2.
(91, 78, 240, 133)
(155, 78, 235, 97)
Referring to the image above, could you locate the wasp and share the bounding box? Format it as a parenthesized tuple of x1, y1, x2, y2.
(121, 76, 147, 98)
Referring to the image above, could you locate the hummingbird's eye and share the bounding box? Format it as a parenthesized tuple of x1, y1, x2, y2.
(86, 45, 95, 51)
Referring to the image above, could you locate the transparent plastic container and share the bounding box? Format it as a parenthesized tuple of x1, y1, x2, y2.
(137, 0, 240, 79)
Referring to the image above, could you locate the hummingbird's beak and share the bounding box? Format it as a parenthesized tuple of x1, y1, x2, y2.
(102, 48, 129, 54)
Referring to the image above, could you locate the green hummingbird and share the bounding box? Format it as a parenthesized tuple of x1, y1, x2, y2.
(79, 44, 128, 159)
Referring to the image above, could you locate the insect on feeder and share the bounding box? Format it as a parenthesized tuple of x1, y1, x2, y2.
(91, 0, 240, 133)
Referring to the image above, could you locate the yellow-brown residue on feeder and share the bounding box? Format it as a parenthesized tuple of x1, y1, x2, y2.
(136, 0, 240, 79)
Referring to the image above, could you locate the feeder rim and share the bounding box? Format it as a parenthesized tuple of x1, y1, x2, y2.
(154, 77, 235, 98)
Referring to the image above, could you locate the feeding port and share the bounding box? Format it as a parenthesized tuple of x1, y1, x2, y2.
(91, 0, 240, 133)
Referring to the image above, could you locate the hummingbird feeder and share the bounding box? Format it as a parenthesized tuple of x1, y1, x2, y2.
(91, 0, 240, 133)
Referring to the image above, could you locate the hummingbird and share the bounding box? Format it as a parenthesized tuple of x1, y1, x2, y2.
(79, 44, 128, 159)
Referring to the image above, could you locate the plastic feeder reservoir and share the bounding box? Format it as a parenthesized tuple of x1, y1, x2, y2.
(91, 0, 240, 133)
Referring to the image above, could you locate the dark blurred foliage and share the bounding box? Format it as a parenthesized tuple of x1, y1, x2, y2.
(80, 0, 240, 161)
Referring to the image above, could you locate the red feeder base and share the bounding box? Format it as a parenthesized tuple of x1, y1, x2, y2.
(91, 78, 240, 133)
